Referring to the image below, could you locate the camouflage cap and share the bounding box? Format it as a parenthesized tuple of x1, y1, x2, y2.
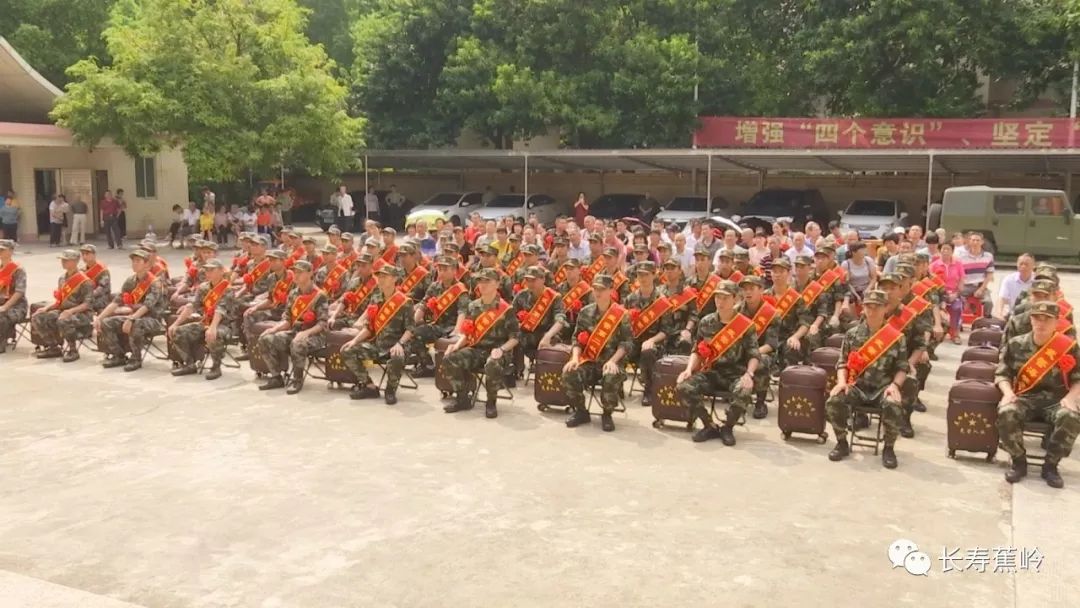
(794, 255, 814, 266)
(201, 259, 225, 271)
(79, 243, 97, 254)
(771, 257, 792, 270)
(292, 260, 314, 273)
(523, 265, 546, 280)
(474, 268, 500, 282)
(522, 244, 542, 256)
(714, 279, 739, 297)
(356, 253, 375, 265)
(862, 289, 888, 307)
(381, 226, 397, 236)
(363, 237, 382, 249)
(434, 255, 457, 267)
(319, 244, 338, 255)
(657, 241, 671, 251)
(479, 244, 499, 256)
(1029, 301, 1060, 318)
(128, 249, 150, 260)
(196, 240, 219, 251)
(1030, 279, 1057, 295)
(327, 225, 342, 236)
(897, 253, 917, 265)
(915, 252, 931, 264)
(266, 249, 288, 260)
(398, 242, 418, 256)
(443, 242, 461, 253)
(375, 264, 401, 278)
(238, 233, 255, 242)
(301, 235, 316, 244)
(661, 258, 680, 269)
(340, 231, 355, 241)
(878, 272, 903, 286)
(592, 274, 615, 289)
(815, 243, 836, 256)
(280, 227, 300, 238)
(733, 249, 750, 261)
(602, 246, 620, 258)
(895, 263, 916, 278)
(738, 275, 765, 288)
(251, 235, 271, 248)
(633, 244, 649, 254)
(634, 261, 657, 274)
(693, 246, 712, 258)
(562, 257, 582, 268)
(508, 233, 522, 242)
(715, 249, 733, 260)
(138, 240, 158, 253)
(553, 237, 569, 247)
(183, 233, 200, 243)
(587, 233, 602, 243)
(57, 249, 80, 261)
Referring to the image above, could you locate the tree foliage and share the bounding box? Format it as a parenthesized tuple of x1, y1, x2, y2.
(52, 0, 362, 182)
(0, 0, 116, 87)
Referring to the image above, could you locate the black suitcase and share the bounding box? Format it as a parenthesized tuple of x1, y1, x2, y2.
(533, 345, 572, 411)
(434, 336, 459, 396)
(778, 365, 829, 442)
(968, 327, 1003, 348)
(972, 317, 1006, 331)
(247, 320, 279, 374)
(955, 360, 996, 382)
(809, 347, 842, 395)
(650, 355, 693, 429)
(825, 334, 845, 349)
(962, 346, 999, 364)
(320, 329, 358, 385)
(947, 379, 1001, 461)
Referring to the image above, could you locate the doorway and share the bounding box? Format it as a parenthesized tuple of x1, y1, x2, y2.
(34, 169, 58, 235)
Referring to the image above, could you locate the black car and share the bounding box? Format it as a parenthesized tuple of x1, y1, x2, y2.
(589, 193, 660, 222)
(734, 188, 829, 233)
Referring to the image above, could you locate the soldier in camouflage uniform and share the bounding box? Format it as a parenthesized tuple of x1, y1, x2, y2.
(887, 264, 934, 437)
(767, 258, 811, 367)
(397, 243, 432, 302)
(563, 274, 633, 432)
(675, 280, 761, 445)
(255, 260, 328, 395)
(511, 265, 567, 385)
(411, 256, 468, 377)
(555, 258, 593, 344)
(511, 244, 552, 291)
(739, 275, 780, 419)
(714, 250, 739, 281)
(624, 262, 675, 407)
(687, 246, 718, 327)
(79, 244, 112, 314)
(329, 253, 377, 329)
(825, 289, 909, 469)
(314, 244, 344, 299)
(1012, 264, 1058, 314)
(442, 268, 520, 419)
(233, 235, 271, 297)
(94, 249, 167, 371)
(598, 247, 631, 303)
(1003, 280, 1075, 343)
(500, 234, 523, 271)
(547, 237, 571, 284)
(733, 249, 754, 277)
(659, 258, 694, 356)
(809, 245, 845, 347)
(341, 265, 416, 405)
(241, 249, 292, 337)
(470, 244, 514, 301)
(168, 259, 237, 380)
(30, 249, 93, 361)
(626, 244, 653, 279)
(912, 252, 946, 359)
(174, 240, 218, 303)
(995, 301, 1080, 489)
(0, 239, 27, 353)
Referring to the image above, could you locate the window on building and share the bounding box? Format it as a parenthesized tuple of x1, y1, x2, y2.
(135, 156, 156, 198)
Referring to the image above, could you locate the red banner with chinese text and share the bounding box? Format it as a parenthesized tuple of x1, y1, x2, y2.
(693, 117, 1080, 149)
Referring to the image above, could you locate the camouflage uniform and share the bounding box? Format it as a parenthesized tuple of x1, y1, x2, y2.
(676, 310, 760, 428)
(995, 333, 1080, 464)
(738, 298, 780, 395)
(242, 269, 292, 337)
(767, 286, 812, 366)
(624, 284, 676, 396)
(441, 296, 520, 399)
(341, 289, 415, 391)
(255, 287, 328, 380)
(825, 320, 909, 444)
(334, 272, 377, 329)
(398, 263, 432, 302)
(511, 283, 567, 375)
(99, 274, 167, 357)
(84, 264, 112, 312)
(172, 280, 238, 367)
(555, 279, 594, 343)
(688, 272, 719, 323)
(804, 270, 840, 352)
(411, 278, 469, 361)
(563, 302, 633, 413)
(0, 261, 28, 346)
(894, 291, 933, 411)
(659, 276, 694, 355)
(468, 266, 513, 301)
(32, 272, 94, 349)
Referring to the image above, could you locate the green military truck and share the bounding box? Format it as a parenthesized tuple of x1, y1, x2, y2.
(936, 186, 1077, 257)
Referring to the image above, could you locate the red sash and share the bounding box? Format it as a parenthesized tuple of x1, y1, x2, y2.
(696, 274, 721, 309)
(1015, 332, 1077, 394)
(581, 304, 626, 362)
(0, 262, 20, 294)
(56, 272, 89, 306)
(285, 247, 305, 268)
(201, 279, 230, 325)
(339, 251, 358, 267)
(85, 262, 106, 283)
(232, 254, 249, 272)
(151, 259, 168, 277)
(552, 261, 568, 285)
(429, 282, 467, 322)
(321, 261, 349, 292)
(699, 314, 754, 369)
(270, 271, 295, 305)
(774, 289, 800, 320)
(611, 271, 627, 294)
(749, 301, 777, 337)
(562, 281, 592, 308)
(244, 258, 271, 287)
(399, 265, 429, 295)
(632, 295, 672, 338)
(288, 289, 321, 325)
(345, 277, 376, 313)
(726, 270, 745, 283)
(911, 275, 942, 299)
(372, 258, 386, 273)
(455, 264, 468, 281)
(890, 297, 931, 334)
(847, 321, 905, 380)
(668, 288, 697, 313)
(505, 253, 525, 276)
(819, 266, 843, 290)
(373, 291, 408, 335)
(1058, 298, 1073, 319)
(802, 280, 826, 308)
(521, 288, 558, 332)
(582, 257, 605, 282)
(467, 300, 511, 346)
(129, 272, 157, 305)
(382, 244, 399, 263)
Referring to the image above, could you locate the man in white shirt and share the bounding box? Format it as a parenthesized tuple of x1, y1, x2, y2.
(673, 232, 694, 274)
(995, 253, 1034, 318)
(566, 226, 590, 261)
(804, 222, 822, 251)
(384, 185, 405, 226)
(183, 201, 200, 236)
(336, 185, 355, 231)
(784, 232, 814, 263)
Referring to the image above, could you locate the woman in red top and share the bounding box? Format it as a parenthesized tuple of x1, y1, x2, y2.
(930, 242, 965, 343)
(573, 192, 588, 226)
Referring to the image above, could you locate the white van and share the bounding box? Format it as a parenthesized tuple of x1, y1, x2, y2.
(405, 191, 484, 226)
(655, 195, 732, 229)
(474, 193, 567, 225)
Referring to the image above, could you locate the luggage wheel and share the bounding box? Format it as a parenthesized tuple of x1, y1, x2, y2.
(441, 391, 451, 399)
(986, 450, 996, 463)
(948, 449, 956, 459)
(818, 432, 828, 444)
(781, 431, 791, 441)
(652, 419, 664, 429)
(537, 404, 548, 412)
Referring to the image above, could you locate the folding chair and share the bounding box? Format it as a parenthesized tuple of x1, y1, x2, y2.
(197, 334, 243, 373)
(375, 359, 419, 391)
(470, 370, 514, 409)
(143, 332, 171, 362)
(6, 313, 30, 351)
(707, 391, 748, 427)
(625, 363, 646, 398)
(1022, 421, 1053, 467)
(849, 404, 885, 455)
(585, 373, 627, 415)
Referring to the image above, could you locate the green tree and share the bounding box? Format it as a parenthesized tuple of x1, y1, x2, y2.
(52, 0, 362, 182)
(0, 0, 116, 87)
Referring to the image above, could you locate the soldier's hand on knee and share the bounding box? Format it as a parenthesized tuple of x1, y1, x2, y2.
(563, 358, 580, 373)
(602, 360, 619, 375)
(58, 310, 71, 321)
(830, 381, 849, 397)
(677, 369, 692, 384)
(999, 392, 1017, 408)
(738, 372, 753, 392)
(884, 383, 901, 402)
(205, 327, 218, 344)
(122, 319, 133, 335)
(490, 347, 503, 360)
(538, 338, 551, 349)
(1061, 395, 1079, 413)
(390, 343, 405, 359)
(641, 340, 655, 352)
(167, 323, 178, 338)
(786, 336, 801, 350)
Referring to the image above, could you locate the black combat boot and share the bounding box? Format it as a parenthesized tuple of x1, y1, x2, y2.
(384, 388, 398, 405)
(259, 374, 285, 390)
(828, 439, 850, 461)
(350, 383, 380, 400)
(123, 357, 142, 372)
(882, 444, 898, 469)
(692, 425, 722, 443)
(503, 374, 517, 389)
(718, 410, 740, 446)
(103, 354, 127, 369)
(565, 406, 590, 427)
(641, 386, 651, 408)
(752, 393, 768, 419)
(205, 364, 222, 381)
(913, 399, 927, 413)
(62, 347, 80, 363)
(600, 412, 615, 432)
(36, 346, 62, 359)
(285, 374, 305, 395)
(171, 363, 198, 377)
(412, 355, 436, 378)
(444, 391, 473, 413)
(899, 410, 915, 439)
(1005, 456, 1028, 483)
(1041, 461, 1064, 489)
(485, 396, 498, 419)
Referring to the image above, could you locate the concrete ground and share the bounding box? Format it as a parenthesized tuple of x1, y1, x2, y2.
(1, 238, 1078, 608)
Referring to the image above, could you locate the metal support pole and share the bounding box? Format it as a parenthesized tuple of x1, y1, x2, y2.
(1071, 60, 1078, 119)
(523, 153, 529, 200)
(363, 155, 369, 194)
(705, 155, 713, 208)
(925, 152, 934, 232)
